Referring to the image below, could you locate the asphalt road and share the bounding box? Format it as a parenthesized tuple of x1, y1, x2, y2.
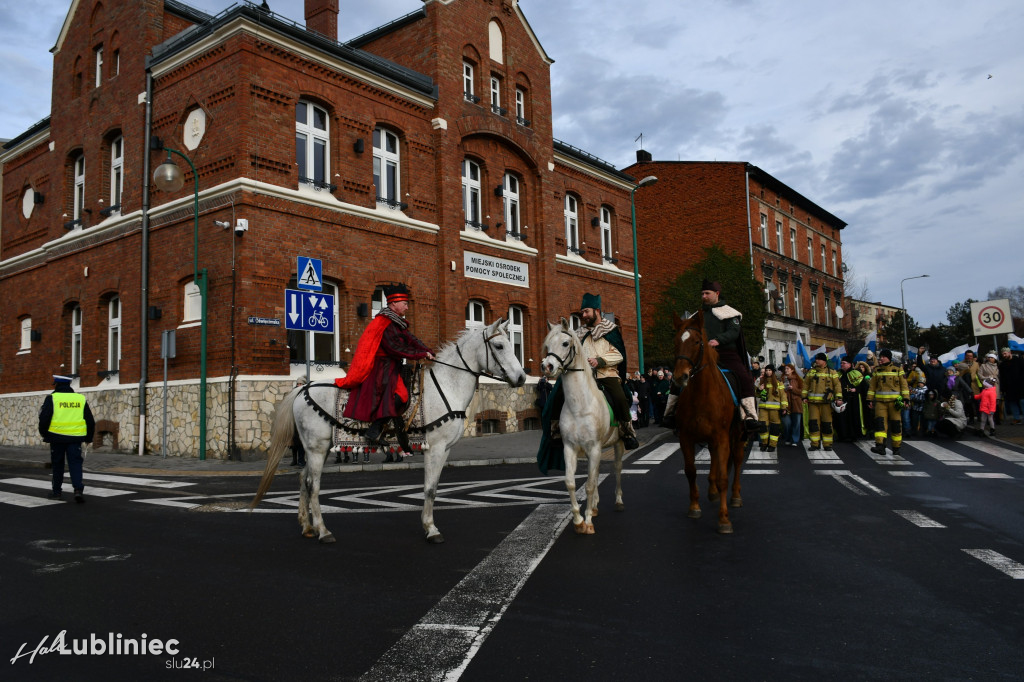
(2, 434, 1023, 681)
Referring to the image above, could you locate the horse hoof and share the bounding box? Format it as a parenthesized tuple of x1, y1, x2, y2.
(708, 493, 720, 503)
(717, 523, 734, 534)
(319, 533, 337, 544)
(585, 523, 595, 535)
(687, 509, 702, 519)
(730, 496, 743, 508)
(614, 502, 625, 512)
(302, 530, 315, 538)
(425, 533, 445, 544)
(574, 521, 588, 534)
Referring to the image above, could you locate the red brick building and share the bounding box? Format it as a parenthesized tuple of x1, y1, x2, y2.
(0, 0, 640, 456)
(624, 156, 848, 367)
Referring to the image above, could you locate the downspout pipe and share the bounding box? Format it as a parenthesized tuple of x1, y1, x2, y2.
(139, 70, 154, 456)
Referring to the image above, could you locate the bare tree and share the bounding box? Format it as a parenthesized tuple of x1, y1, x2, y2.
(842, 260, 870, 301)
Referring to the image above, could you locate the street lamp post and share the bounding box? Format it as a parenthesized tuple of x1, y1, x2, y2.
(630, 175, 658, 373)
(900, 274, 929, 361)
(153, 145, 209, 461)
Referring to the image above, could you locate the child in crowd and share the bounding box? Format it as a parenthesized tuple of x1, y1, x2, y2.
(909, 379, 927, 437)
(945, 367, 957, 396)
(974, 377, 998, 437)
(922, 389, 941, 436)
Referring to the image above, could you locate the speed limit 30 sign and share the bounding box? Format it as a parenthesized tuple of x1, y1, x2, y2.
(970, 298, 1013, 336)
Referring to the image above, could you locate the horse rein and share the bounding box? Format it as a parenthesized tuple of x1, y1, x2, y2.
(675, 325, 707, 378)
(428, 328, 514, 383)
(543, 330, 585, 376)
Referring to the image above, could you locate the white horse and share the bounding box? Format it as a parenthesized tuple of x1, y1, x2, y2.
(250, 318, 527, 544)
(540, 319, 626, 535)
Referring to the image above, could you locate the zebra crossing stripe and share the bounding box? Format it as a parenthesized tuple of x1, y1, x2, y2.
(2, 477, 134, 497)
(806, 449, 842, 464)
(965, 472, 1013, 479)
(635, 444, 677, 463)
(68, 473, 194, 488)
(959, 439, 1024, 463)
(889, 471, 930, 477)
(0, 490, 65, 508)
(893, 510, 945, 527)
(962, 549, 1024, 578)
(908, 440, 982, 466)
(855, 440, 912, 465)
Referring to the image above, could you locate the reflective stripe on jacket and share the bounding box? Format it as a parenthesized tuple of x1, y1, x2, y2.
(867, 366, 910, 402)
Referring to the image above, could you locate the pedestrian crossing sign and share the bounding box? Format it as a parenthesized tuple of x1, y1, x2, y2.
(297, 257, 322, 291)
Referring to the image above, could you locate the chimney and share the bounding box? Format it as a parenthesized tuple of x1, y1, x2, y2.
(305, 0, 339, 41)
(636, 149, 652, 163)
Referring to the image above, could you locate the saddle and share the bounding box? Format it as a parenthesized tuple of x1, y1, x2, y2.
(718, 367, 741, 406)
(327, 388, 428, 462)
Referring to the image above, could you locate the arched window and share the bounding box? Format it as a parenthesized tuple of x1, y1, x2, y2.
(599, 206, 612, 261)
(110, 136, 123, 211)
(373, 127, 401, 208)
(462, 159, 482, 229)
(463, 60, 477, 102)
(20, 317, 32, 351)
(507, 305, 524, 365)
(287, 279, 339, 366)
(296, 101, 329, 189)
(503, 173, 520, 239)
(466, 300, 486, 329)
(183, 281, 201, 322)
(71, 305, 83, 376)
(108, 296, 121, 372)
(564, 195, 579, 254)
(488, 20, 504, 63)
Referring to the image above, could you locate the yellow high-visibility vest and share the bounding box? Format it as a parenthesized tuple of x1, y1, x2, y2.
(49, 393, 87, 437)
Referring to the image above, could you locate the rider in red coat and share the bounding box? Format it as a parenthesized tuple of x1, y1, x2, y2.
(336, 283, 434, 448)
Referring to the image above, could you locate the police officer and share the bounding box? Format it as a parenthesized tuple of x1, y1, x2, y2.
(802, 353, 842, 451)
(39, 375, 95, 502)
(867, 348, 910, 456)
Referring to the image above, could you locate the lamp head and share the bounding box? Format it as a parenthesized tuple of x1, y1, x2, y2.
(637, 175, 658, 188)
(153, 156, 184, 192)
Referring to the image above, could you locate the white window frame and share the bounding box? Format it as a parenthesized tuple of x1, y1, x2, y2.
(759, 213, 768, 245)
(825, 294, 832, 326)
(503, 173, 520, 239)
(94, 46, 103, 88)
(108, 296, 121, 372)
(793, 287, 802, 320)
(463, 62, 475, 100)
(20, 317, 32, 351)
(569, 314, 582, 332)
(371, 286, 387, 317)
(821, 245, 827, 273)
(296, 101, 329, 188)
(113, 49, 119, 77)
(779, 282, 788, 316)
(462, 159, 481, 229)
(811, 291, 819, 323)
(832, 250, 838, 276)
(508, 305, 524, 366)
(600, 206, 613, 261)
(71, 305, 83, 376)
(776, 220, 783, 254)
(466, 300, 486, 330)
(515, 88, 526, 124)
(73, 155, 85, 222)
(790, 228, 797, 260)
(110, 136, 123, 210)
(373, 127, 401, 207)
(490, 76, 500, 110)
(183, 281, 201, 323)
(564, 195, 580, 254)
(807, 237, 813, 267)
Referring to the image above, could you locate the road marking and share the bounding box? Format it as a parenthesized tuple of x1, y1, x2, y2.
(806, 449, 842, 464)
(889, 470, 930, 477)
(893, 510, 945, 527)
(747, 450, 778, 464)
(965, 472, 1013, 479)
(0, 490, 66, 508)
(1, 477, 134, 497)
(360, 497, 582, 681)
(133, 498, 200, 509)
(621, 469, 650, 474)
(959, 439, 1024, 463)
(635, 444, 677, 463)
(68, 473, 194, 488)
(962, 549, 1024, 579)
(855, 441, 912, 465)
(814, 469, 889, 496)
(907, 440, 982, 466)
(693, 469, 778, 475)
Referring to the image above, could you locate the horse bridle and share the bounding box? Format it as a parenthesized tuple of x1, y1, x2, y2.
(675, 324, 707, 378)
(544, 330, 585, 375)
(430, 327, 515, 383)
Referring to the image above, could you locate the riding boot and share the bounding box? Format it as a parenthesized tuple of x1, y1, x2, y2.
(365, 419, 387, 447)
(393, 417, 412, 454)
(661, 393, 678, 429)
(619, 421, 640, 450)
(740, 397, 759, 434)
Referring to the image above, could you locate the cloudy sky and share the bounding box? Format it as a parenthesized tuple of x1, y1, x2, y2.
(2, 0, 1022, 327)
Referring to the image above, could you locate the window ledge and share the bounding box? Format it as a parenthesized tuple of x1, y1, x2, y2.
(178, 321, 201, 329)
(460, 228, 537, 256)
(554, 253, 633, 279)
(17, 348, 31, 355)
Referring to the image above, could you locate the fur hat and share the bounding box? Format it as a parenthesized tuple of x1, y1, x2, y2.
(764, 364, 775, 372)
(700, 279, 721, 293)
(814, 352, 827, 363)
(580, 292, 602, 311)
(879, 348, 893, 360)
(383, 282, 410, 304)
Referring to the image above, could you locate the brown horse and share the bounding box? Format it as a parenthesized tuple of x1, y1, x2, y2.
(670, 311, 747, 533)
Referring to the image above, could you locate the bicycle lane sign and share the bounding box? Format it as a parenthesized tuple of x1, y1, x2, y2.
(285, 289, 335, 333)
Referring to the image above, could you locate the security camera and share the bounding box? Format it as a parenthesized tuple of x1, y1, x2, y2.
(234, 219, 249, 235)
(214, 220, 230, 229)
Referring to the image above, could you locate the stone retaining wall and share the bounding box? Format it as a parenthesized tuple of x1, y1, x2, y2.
(0, 379, 539, 459)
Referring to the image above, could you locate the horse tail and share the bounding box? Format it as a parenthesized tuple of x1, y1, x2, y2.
(250, 385, 301, 509)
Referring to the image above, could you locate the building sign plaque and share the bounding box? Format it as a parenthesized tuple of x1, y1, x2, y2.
(463, 251, 529, 288)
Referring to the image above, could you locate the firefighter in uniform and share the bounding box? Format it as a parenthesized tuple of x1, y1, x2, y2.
(39, 374, 95, 502)
(757, 364, 788, 452)
(802, 353, 842, 451)
(867, 348, 910, 456)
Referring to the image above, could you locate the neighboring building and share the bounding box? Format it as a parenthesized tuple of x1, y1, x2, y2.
(624, 155, 847, 368)
(846, 297, 901, 344)
(0, 0, 640, 456)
